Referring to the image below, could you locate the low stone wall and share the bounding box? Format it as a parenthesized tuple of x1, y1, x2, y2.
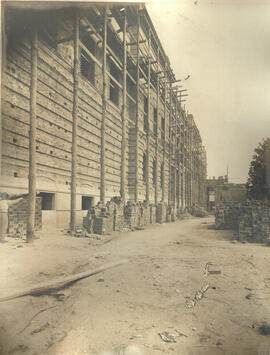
(124, 201, 150, 228)
(215, 202, 240, 230)
(83, 197, 201, 235)
(238, 201, 270, 243)
(215, 200, 270, 243)
(191, 204, 208, 218)
(8, 197, 42, 237)
(83, 197, 126, 235)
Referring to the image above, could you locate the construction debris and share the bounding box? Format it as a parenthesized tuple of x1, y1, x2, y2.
(258, 323, 270, 336)
(159, 331, 177, 343)
(0, 259, 128, 302)
(15, 306, 57, 336)
(185, 284, 211, 308)
(158, 329, 187, 343)
(215, 200, 270, 244)
(208, 270, 221, 275)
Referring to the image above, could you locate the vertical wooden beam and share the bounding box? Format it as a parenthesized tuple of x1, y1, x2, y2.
(172, 105, 177, 209)
(181, 171, 184, 210)
(100, 7, 108, 204)
(168, 78, 172, 207)
(191, 127, 194, 205)
(189, 124, 192, 207)
(174, 167, 177, 208)
(190, 122, 192, 206)
(183, 120, 187, 208)
(154, 49, 159, 205)
(120, 11, 127, 203)
(145, 31, 151, 203)
(135, 6, 140, 203)
(27, 27, 38, 242)
(176, 110, 180, 210)
(161, 64, 166, 203)
(70, 11, 79, 232)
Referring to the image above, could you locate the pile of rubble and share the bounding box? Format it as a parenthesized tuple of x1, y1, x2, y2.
(191, 204, 208, 218)
(215, 202, 240, 229)
(82, 197, 204, 235)
(215, 200, 270, 244)
(83, 197, 125, 235)
(8, 197, 42, 237)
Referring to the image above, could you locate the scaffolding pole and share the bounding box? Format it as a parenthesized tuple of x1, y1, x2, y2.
(120, 11, 127, 203)
(145, 31, 151, 203)
(100, 7, 108, 204)
(135, 6, 140, 202)
(70, 12, 79, 232)
(161, 64, 166, 203)
(154, 49, 159, 205)
(168, 78, 172, 207)
(27, 28, 38, 242)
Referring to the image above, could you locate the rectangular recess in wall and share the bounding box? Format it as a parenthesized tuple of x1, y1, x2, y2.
(81, 195, 93, 210)
(38, 192, 55, 210)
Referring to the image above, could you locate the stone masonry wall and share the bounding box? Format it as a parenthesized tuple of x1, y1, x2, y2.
(215, 200, 270, 244)
(8, 197, 42, 237)
(83, 198, 186, 235)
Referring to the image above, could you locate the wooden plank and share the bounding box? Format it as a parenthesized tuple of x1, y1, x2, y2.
(4, 58, 74, 105)
(17, 40, 74, 84)
(2, 141, 29, 162)
(77, 144, 100, 161)
(7, 47, 73, 95)
(0, 260, 128, 302)
(3, 70, 73, 116)
(79, 40, 102, 68)
(2, 142, 73, 173)
(6, 44, 106, 128)
(77, 125, 100, 146)
(1, 101, 30, 123)
(78, 103, 102, 126)
(78, 79, 102, 107)
(37, 93, 73, 122)
(78, 116, 101, 139)
(2, 158, 71, 183)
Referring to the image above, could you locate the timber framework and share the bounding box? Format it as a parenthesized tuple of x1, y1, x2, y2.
(1, 3, 207, 233)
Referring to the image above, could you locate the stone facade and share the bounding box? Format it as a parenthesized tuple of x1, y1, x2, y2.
(1, 4, 207, 231)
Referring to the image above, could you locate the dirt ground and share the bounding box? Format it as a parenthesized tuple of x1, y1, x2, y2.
(0, 216, 270, 355)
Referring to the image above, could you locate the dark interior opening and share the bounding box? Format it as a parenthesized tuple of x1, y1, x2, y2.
(38, 192, 54, 210)
(82, 196, 93, 210)
(109, 60, 120, 106)
(81, 49, 95, 84)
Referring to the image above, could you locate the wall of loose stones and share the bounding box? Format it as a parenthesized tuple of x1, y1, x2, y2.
(83, 197, 167, 235)
(215, 201, 270, 244)
(8, 197, 42, 237)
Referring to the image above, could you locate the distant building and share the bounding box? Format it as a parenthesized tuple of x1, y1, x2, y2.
(206, 176, 246, 211)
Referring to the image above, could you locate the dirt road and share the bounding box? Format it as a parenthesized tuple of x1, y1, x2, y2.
(1, 217, 270, 355)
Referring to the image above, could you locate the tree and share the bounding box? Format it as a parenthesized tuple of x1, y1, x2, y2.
(246, 138, 270, 200)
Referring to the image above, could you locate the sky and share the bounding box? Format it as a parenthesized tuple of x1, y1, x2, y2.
(146, 0, 270, 182)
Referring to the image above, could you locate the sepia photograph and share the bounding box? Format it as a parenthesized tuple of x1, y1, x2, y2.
(0, 0, 270, 354)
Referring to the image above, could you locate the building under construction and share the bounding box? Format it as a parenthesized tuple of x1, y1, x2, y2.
(1, 3, 207, 232)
